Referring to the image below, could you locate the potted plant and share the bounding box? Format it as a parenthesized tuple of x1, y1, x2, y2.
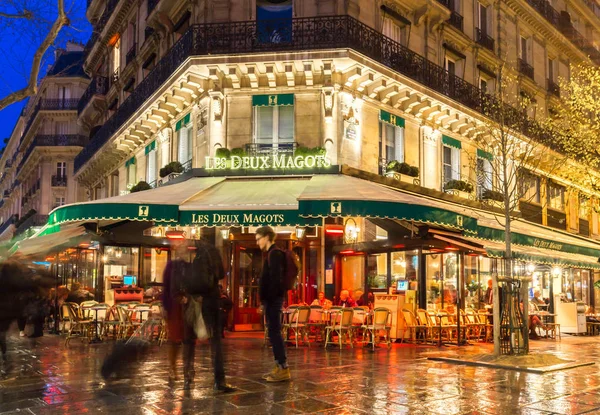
(215, 148, 231, 159)
(230, 147, 246, 158)
(159, 161, 184, 178)
(466, 280, 483, 296)
(481, 188, 505, 209)
(130, 181, 152, 193)
(385, 161, 419, 185)
(444, 180, 474, 199)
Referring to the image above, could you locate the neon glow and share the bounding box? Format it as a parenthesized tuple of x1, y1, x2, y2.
(205, 154, 332, 170)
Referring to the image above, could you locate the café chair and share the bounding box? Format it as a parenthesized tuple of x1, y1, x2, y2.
(325, 308, 354, 349)
(417, 308, 436, 343)
(64, 303, 93, 346)
(307, 305, 326, 342)
(362, 307, 392, 350)
(400, 308, 427, 343)
(286, 306, 311, 348)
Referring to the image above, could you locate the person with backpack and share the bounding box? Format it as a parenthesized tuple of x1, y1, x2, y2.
(256, 226, 294, 382)
(181, 239, 235, 393)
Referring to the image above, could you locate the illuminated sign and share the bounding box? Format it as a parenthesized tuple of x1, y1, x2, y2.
(189, 212, 287, 225)
(205, 155, 331, 170)
(533, 239, 563, 251)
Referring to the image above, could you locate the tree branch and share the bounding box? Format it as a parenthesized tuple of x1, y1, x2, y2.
(0, 10, 33, 19)
(0, 0, 68, 111)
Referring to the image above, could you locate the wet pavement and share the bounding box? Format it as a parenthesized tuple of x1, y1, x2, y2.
(1, 330, 600, 414)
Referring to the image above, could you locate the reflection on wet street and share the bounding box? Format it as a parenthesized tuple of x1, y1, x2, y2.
(1, 332, 599, 414)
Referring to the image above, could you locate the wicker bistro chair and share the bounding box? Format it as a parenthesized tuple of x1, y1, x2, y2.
(400, 308, 428, 343)
(362, 307, 392, 350)
(325, 308, 355, 349)
(59, 303, 71, 334)
(417, 309, 435, 343)
(286, 306, 311, 348)
(79, 301, 98, 319)
(464, 309, 485, 341)
(102, 306, 121, 339)
(352, 307, 368, 340)
(307, 305, 326, 342)
(436, 311, 458, 342)
(477, 309, 494, 342)
(115, 305, 135, 340)
(64, 303, 94, 346)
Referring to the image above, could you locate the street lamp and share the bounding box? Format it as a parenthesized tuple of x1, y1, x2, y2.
(552, 267, 562, 277)
(220, 228, 230, 240)
(295, 227, 306, 239)
(527, 263, 536, 274)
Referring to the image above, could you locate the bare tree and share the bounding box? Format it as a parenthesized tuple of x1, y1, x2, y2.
(0, 0, 87, 111)
(467, 63, 563, 356)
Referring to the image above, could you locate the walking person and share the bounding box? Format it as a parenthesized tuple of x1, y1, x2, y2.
(256, 226, 291, 382)
(218, 285, 233, 338)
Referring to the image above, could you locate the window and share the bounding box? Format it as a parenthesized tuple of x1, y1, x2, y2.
(160, 139, 170, 169)
(177, 124, 193, 166)
(548, 58, 556, 82)
(520, 36, 530, 63)
(519, 172, 540, 203)
(254, 104, 294, 151)
(257, 0, 292, 44)
(382, 18, 407, 45)
(54, 197, 65, 208)
(112, 37, 121, 75)
(146, 148, 157, 186)
(58, 86, 71, 102)
(476, 157, 493, 197)
(127, 158, 136, 187)
(580, 196, 590, 219)
(378, 119, 404, 163)
(56, 162, 66, 178)
(442, 145, 460, 184)
(445, 57, 456, 77)
(477, 2, 489, 34)
(547, 182, 565, 210)
(110, 173, 119, 197)
(480, 78, 488, 94)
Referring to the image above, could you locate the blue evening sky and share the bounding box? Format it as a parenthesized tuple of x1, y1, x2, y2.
(0, 2, 91, 144)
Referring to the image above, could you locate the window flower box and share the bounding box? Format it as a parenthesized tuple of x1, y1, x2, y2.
(444, 180, 474, 200)
(385, 161, 419, 185)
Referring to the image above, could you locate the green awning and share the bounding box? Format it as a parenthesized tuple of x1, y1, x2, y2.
(175, 113, 191, 131)
(252, 93, 294, 107)
(442, 135, 462, 149)
(125, 157, 136, 167)
(477, 225, 600, 258)
(380, 110, 405, 127)
(486, 249, 600, 270)
(179, 210, 317, 227)
(298, 175, 479, 234)
(145, 140, 156, 155)
(477, 149, 493, 161)
(48, 203, 180, 225)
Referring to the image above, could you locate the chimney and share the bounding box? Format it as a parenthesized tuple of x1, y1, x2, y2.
(54, 48, 64, 60)
(66, 41, 84, 52)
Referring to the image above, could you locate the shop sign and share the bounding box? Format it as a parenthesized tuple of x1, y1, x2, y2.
(189, 212, 288, 225)
(533, 239, 563, 251)
(205, 154, 331, 170)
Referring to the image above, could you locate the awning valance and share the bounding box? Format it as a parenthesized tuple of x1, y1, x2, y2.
(252, 93, 294, 107)
(477, 149, 493, 161)
(145, 140, 156, 155)
(175, 113, 191, 131)
(442, 135, 462, 149)
(380, 110, 405, 127)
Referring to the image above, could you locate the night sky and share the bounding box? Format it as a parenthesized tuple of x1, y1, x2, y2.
(0, 2, 91, 145)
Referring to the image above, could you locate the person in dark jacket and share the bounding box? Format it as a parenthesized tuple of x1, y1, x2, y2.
(256, 226, 290, 383)
(218, 285, 233, 338)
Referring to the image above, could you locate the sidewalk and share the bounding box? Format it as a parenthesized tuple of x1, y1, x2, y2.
(0, 331, 599, 414)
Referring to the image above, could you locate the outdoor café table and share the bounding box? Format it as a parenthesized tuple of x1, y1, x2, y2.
(83, 305, 106, 343)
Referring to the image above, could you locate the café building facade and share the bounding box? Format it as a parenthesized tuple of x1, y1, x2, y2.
(20, 0, 600, 329)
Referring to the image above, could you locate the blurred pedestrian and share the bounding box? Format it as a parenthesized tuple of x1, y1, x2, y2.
(256, 226, 291, 382)
(218, 285, 233, 338)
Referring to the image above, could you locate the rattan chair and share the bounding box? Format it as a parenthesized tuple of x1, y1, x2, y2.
(64, 303, 93, 346)
(362, 307, 392, 350)
(325, 308, 354, 349)
(401, 308, 427, 343)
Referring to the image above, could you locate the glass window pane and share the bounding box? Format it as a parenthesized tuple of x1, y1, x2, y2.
(366, 254, 386, 290)
(278, 105, 294, 144)
(257, 106, 274, 144)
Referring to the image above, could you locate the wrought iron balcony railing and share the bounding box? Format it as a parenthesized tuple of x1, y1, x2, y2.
(145, 26, 155, 42)
(547, 79, 560, 98)
(244, 142, 297, 156)
(435, 0, 452, 8)
(15, 214, 48, 236)
(78, 76, 108, 115)
(126, 43, 137, 66)
(449, 11, 463, 31)
(85, 0, 120, 54)
(518, 58, 534, 79)
(526, 0, 600, 64)
(19, 135, 88, 174)
(0, 214, 17, 235)
(51, 175, 68, 187)
(20, 98, 80, 147)
(476, 28, 494, 52)
(74, 15, 566, 172)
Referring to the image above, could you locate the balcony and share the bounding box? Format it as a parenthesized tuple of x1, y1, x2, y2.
(20, 98, 80, 146)
(51, 175, 67, 187)
(0, 214, 17, 235)
(476, 29, 495, 52)
(547, 79, 560, 98)
(126, 43, 137, 66)
(435, 0, 451, 8)
(73, 15, 567, 173)
(584, 0, 600, 20)
(3, 190, 9, 198)
(518, 58, 534, 80)
(244, 142, 297, 156)
(449, 11, 463, 31)
(78, 76, 108, 115)
(85, 0, 120, 53)
(18, 135, 88, 174)
(111, 69, 120, 86)
(526, 0, 600, 65)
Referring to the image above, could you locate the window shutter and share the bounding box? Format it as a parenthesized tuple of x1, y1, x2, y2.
(178, 127, 189, 162)
(452, 147, 461, 180)
(256, 106, 274, 144)
(186, 126, 193, 162)
(394, 126, 404, 163)
(147, 150, 156, 184)
(278, 106, 294, 144)
(161, 141, 170, 167)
